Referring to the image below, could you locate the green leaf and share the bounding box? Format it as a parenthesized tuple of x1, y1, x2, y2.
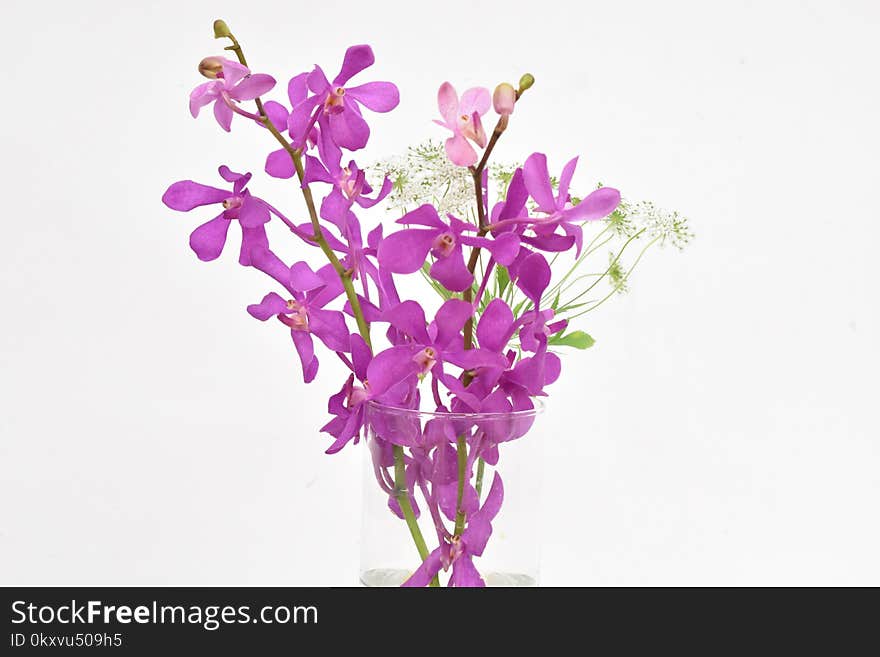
(549, 330, 595, 349)
(496, 266, 510, 295)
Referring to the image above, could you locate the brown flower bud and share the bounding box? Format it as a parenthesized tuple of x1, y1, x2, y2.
(198, 56, 224, 79)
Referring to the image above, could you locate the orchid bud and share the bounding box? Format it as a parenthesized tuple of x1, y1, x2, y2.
(213, 19, 232, 39)
(518, 73, 535, 94)
(493, 83, 516, 116)
(198, 56, 224, 79)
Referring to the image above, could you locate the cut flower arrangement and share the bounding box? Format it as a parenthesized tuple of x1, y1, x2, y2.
(162, 20, 691, 587)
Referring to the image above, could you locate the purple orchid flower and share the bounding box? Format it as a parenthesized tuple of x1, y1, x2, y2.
(491, 168, 577, 255)
(246, 260, 349, 383)
(403, 472, 504, 587)
(263, 74, 330, 179)
(366, 299, 508, 408)
(305, 150, 392, 216)
(189, 58, 276, 132)
(322, 334, 373, 453)
(162, 166, 270, 265)
(377, 205, 519, 292)
(521, 153, 621, 255)
(434, 82, 491, 167)
(288, 45, 400, 151)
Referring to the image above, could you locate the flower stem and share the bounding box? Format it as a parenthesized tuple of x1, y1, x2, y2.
(217, 22, 372, 351)
(393, 445, 439, 587)
(216, 22, 438, 581)
(474, 457, 486, 501)
(453, 435, 468, 536)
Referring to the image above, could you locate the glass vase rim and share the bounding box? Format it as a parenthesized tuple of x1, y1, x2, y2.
(365, 398, 546, 420)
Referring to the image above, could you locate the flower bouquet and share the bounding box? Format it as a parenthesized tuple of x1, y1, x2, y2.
(162, 20, 690, 587)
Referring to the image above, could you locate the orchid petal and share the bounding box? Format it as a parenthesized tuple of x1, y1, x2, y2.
(477, 299, 515, 353)
(291, 330, 318, 383)
(366, 345, 419, 396)
(189, 214, 231, 261)
(459, 87, 491, 116)
(437, 82, 459, 126)
(429, 249, 473, 292)
(247, 292, 288, 320)
(347, 81, 400, 112)
(162, 181, 228, 211)
(327, 106, 370, 150)
(287, 73, 310, 106)
(232, 73, 276, 101)
(522, 152, 556, 212)
(238, 225, 269, 266)
(449, 556, 485, 587)
(377, 228, 435, 273)
(213, 99, 233, 132)
(265, 149, 295, 179)
(557, 156, 579, 209)
(515, 252, 551, 305)
(401, 547, 444, 588)
(262, 100, 289, 132)
(384, 301, 430, 344)
(309, 308, 351, 352)
(189, 82, 218, 117)
(445, 134, 477, 167)
(563, 186, 621, 222)
(432, 299, 473, 347)
(333, 45, 375, 86)
(238, 195, 270, 228)
(289, 261, 325, 292)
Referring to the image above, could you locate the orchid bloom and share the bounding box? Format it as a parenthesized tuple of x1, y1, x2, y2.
(189, 57, 276, 132)
(262, 77, 324, 178)
(403, 472, 504, 587)
(322, 334, 373, 453)
(377, 204, 519, 292)
(365, 300, 507, 408)
(305, 147, 393, 220)
(434, 82, 491, 167)
(288, 45, 400, 151)
(521, 152, 621, 255)
(162, 166, 270, 265)
(247, 261, 349, 383)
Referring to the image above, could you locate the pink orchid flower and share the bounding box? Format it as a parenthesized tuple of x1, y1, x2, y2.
(189, 57, 276, 132)
(434, 82, 491, 167)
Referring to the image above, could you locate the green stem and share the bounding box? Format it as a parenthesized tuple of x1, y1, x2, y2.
(216, 22, 440, 581)
(474, 457, 486, 501)
(454, 435, 468, 536)
(218, 22, 372, 350)
(567, 235, 660, 319)
(392, 445, 438, 586)
(562, 229, 646, 309)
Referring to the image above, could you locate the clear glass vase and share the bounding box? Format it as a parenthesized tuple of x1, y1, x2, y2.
(359, 400, 545, 587)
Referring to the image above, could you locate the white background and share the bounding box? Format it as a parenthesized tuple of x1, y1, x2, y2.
(1, 0, 878, 586)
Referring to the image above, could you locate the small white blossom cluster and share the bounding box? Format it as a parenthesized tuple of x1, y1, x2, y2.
(609, 199, 693, 250)
(369, 141, 476, 218)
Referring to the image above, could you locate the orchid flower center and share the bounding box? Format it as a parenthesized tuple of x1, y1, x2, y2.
(412, 347, 437, 374)
(324, 87, 346, 113)
(449, 535, 465, 561)
(347, 384, 369, 408)
(431, 232, 456, 258)
(339, 166, 357, 198)
(457, 113, 481, 142)
(279, 299, 309, 331)
(222, 195, 244, 218)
